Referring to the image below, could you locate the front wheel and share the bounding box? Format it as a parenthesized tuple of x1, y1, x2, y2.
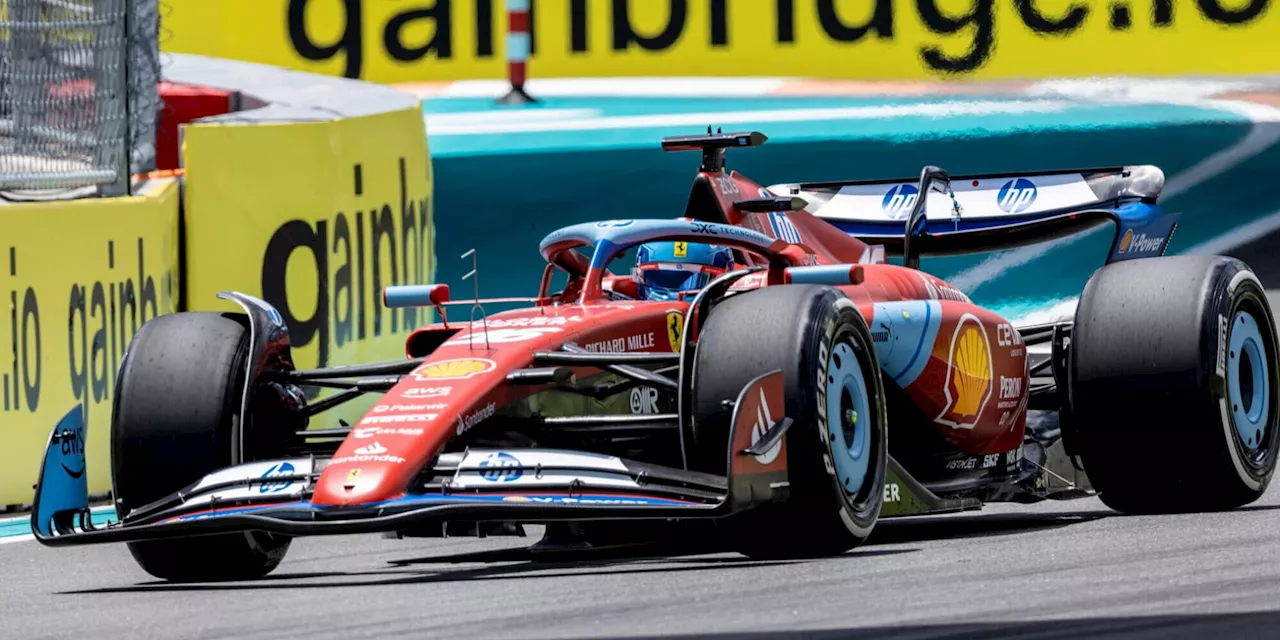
(691, 285, 888, 559)
(112, 312, 291, 581)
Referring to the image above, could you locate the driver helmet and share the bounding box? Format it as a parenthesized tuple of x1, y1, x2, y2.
(633, 241, 733, 301)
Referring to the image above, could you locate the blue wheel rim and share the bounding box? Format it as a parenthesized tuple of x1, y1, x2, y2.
(1228, 309, 1271, 453)
(826, 340, 872, 497)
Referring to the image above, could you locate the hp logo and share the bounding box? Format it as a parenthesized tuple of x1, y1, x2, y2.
(478, 452, 523, 482)
(258, 462, 295, 494)
(997, 179, 1037, 214)
(881, 185, 918, 220)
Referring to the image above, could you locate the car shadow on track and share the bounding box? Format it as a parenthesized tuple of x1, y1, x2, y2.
(385, 507, 1106, 569)
(59, 509, 1110, 595)
(583, 611, 1280, 640)
(867, 509, 1110, 545)
(58, 548, 913, 595)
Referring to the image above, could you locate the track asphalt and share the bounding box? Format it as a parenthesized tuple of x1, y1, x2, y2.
(7, 491, 1280, 640)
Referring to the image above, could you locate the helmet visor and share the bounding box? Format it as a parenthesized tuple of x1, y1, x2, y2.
(644, 270, 709, 292)
(635, 262, 718, 293)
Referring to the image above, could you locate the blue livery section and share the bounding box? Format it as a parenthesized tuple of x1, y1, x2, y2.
(539, 218, 781, 269)
(786, 265, 857, 286)
(160, 502, 307, 523)
(160, 492, 701, 524)
(384, 284, 448, 308)
(32, 406, 90, 538)
(869, 301, 943, 388)
(1109, 208, 1179, 262)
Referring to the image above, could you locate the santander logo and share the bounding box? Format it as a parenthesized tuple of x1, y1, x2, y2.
(353, 427, 423, 439)
(354, 442, 387, 456)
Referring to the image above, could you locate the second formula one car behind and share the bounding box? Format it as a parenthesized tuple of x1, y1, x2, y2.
(30, 130, 1279, 582)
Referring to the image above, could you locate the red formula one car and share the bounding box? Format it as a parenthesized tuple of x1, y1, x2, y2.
(31, 131, 1279, 582)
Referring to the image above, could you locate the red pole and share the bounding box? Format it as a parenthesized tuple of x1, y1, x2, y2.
(498, 0, 537, 104)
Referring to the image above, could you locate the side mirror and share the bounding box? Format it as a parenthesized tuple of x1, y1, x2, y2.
(383, 284, 450, 308)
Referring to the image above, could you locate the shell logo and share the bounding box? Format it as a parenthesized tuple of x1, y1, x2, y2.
(1119, 229, 1134, 253)
(411, 358, 496, 381)
(936, 314, 992, 430)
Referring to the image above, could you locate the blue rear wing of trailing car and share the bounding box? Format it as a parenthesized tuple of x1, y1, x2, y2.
(766, 165, 1176, 266)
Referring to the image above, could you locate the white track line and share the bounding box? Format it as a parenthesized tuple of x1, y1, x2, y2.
(0, 505, 114, 526)
(1007, 297, 1086, 326)
(425, 99, 1071, 136)
(0, 506, 115, 546)
(426, 108, 603, 127)
(1182, 206, 1280, 256)
(947, 230, 1101, 294)
(1162, 100, 1280, 198)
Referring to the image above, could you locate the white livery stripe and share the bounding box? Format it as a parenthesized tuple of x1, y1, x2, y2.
(805, 172, 1097, 223)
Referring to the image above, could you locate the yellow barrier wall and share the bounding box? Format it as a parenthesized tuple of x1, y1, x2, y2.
(160, 0, 1280, 83)
(0, 180, 181, 505)
(182, 106, 435, 424)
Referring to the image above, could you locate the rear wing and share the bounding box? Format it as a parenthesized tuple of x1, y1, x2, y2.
(767, 165, 1176, 266)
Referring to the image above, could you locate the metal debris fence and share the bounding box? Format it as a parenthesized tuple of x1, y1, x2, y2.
(0, 0, 158, 196)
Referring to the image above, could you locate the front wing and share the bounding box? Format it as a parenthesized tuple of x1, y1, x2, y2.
(31, 372, 792, 547)
(31, 369, 977, 547)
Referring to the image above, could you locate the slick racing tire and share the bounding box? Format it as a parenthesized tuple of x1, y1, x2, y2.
(112, 312, 291, 582)
(691, 284, 888, 559)
(1069, 255, 1280, 514)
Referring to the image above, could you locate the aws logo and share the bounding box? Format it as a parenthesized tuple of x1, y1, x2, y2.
(937, 314, 992, 430)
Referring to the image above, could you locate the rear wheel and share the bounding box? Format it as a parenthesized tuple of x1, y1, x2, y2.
(691, 285, 888, 558)
(112, 312, 291, 581)
(1068, 255, 1280, 513)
